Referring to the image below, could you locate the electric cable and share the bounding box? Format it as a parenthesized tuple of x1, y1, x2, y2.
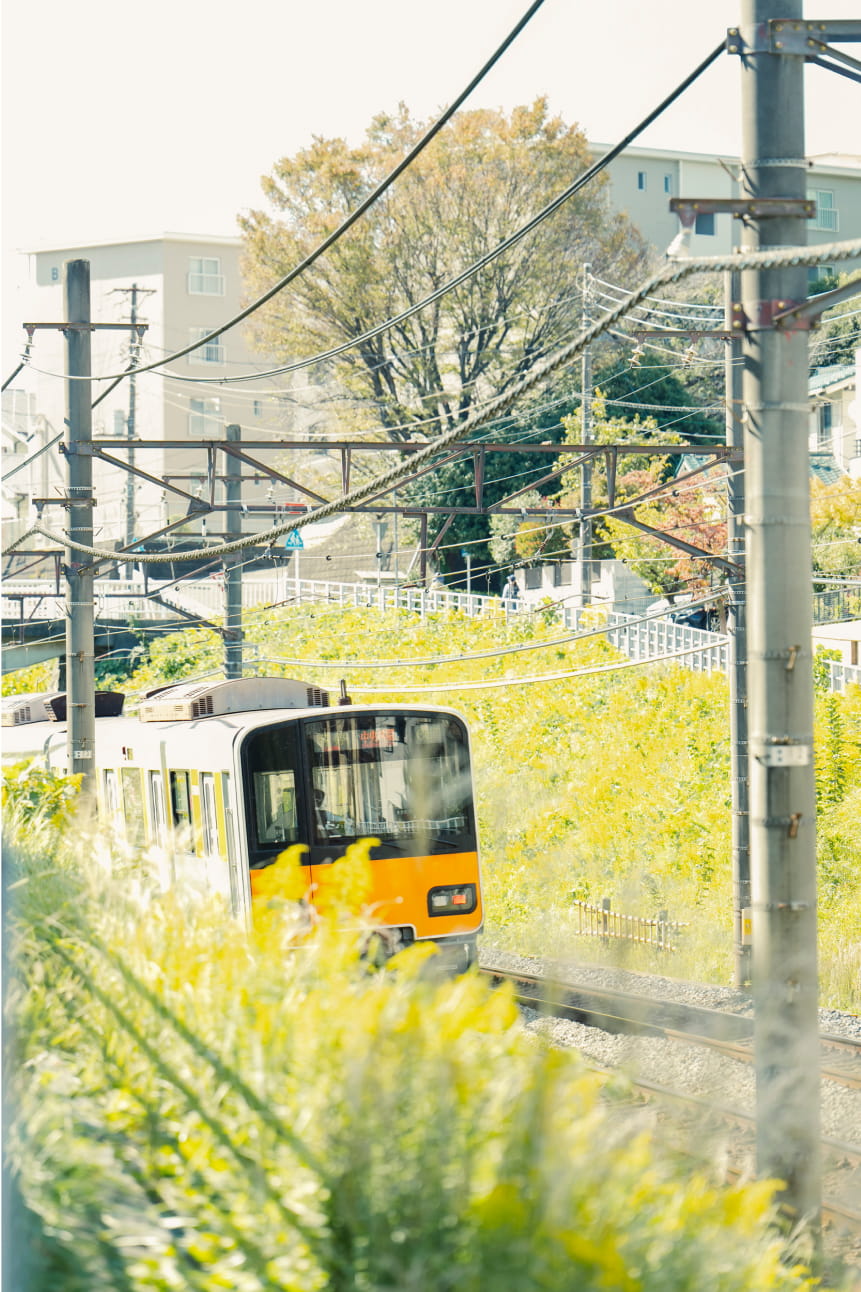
(8, 236, 859, 567)
(18, 0, 550, 387)
(25, 37, 726, 390)
(148, 42, 728, 389)
(338, 641, 731, 694)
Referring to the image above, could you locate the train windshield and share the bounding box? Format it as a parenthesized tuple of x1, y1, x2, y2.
(305, 712, 474, 853)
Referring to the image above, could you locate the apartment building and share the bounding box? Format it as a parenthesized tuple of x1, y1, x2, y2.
(3, 233, 287, 549)
(590, 143, 861, 271)
(809, 349, 861, 481)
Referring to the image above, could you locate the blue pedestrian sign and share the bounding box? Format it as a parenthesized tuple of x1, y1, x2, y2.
(284, 530, 304, 550)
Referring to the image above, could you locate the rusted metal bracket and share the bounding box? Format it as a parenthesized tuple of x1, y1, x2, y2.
(670, 197, 815, 223)
(726, 20, 861, 85)
(32, 496, 96, 509)
(727, 299, 817, 335)
(772, 273, 861, 328)
(613, 508, 742, 577)
(23, 322, 149, 333)
(634, 329, 736, 341)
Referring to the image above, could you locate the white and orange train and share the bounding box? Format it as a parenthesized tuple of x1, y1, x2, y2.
(2, 677, 483, 969)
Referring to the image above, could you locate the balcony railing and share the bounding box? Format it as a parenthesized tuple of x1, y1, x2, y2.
(811, 206, 839, 232)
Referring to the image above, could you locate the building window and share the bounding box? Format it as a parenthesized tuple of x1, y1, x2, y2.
(809, 190, 838, 232)
(817, 402, 833, 449)
(637, 171, 647, 191)
(663, 174, 672, 194)
(189, 328, 225, 365)
(189, 397, 222, 437)
(695, 212, 716, 236)
(253, 400, 263, 418)
(809, 265, 835, 289)
(188, 257, 225, 295)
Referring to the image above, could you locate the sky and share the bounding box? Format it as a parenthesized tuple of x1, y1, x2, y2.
(2, 0, 860, 371)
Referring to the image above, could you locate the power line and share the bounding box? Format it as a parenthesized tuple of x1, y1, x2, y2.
(16, 0, 550, 387)
(149, 44, 729, 388)
(8, 236, 860, 567)
(243, 594, 725, 672)
(341, 640, 729, 694)
(25, 37, 727, 390)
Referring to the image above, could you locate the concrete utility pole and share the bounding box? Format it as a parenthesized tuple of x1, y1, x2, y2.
(578, 263, 593, 607)
(738, 0, 821, 1230)
(110, 283, 154, 576)
(223, 424, 243, 678)
(64, 261, 96, 791)
(125, 286, 141, 561)
(725, 268, 751, 989)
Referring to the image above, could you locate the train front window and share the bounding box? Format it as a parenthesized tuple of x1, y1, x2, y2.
(305, 713, 474, 853)
(246, 724, 301, 851)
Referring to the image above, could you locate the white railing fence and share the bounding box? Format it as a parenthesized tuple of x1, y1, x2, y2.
(3, 578, 857, 694)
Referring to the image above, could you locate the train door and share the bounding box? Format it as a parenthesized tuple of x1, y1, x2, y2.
(200, 772, 231, 902)
(221, 772, 251, 922)
(169, 769, 197, 889)
(148, 770, 172, 888)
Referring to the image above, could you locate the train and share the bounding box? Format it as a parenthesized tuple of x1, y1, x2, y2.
(2, 677, 483, 970)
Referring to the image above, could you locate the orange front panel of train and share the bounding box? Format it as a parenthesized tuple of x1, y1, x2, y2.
(310, 850, 482, 941)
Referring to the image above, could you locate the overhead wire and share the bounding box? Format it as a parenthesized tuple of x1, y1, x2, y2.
(10, 235, 860, 567)
(18, 0, 552, 387)
(336, 641, 730, 694)
(25, 38, 728, 391)
(241, 592, 726, 672)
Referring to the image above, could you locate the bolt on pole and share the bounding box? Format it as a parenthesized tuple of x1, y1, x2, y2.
(740, 0, 821, 1236)
(64, 260, 96, 792)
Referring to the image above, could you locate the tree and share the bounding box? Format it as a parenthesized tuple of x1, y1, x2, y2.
(591, 359, 724, 445)
(241, 100, 647, 443)
(810, 475, 861, 578)
(599, 464, 728, 598)
(240, 101, 649, 582)
(810, 271, 861, 369)
(551, 394, 727, 598)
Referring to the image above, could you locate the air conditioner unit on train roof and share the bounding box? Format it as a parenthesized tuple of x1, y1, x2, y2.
(1, 691, 125, 726)
(1, 693, 51, 727)
(138, 676, 330, 722)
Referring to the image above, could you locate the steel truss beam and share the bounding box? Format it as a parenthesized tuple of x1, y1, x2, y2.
(12, 437, 736, 579)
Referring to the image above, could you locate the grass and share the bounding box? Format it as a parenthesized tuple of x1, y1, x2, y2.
(4, 604, 860, 1009)
(4, 816, 839, 1291)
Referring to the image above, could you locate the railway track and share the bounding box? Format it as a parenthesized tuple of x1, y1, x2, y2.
(480, 967, 861, 1092)
(480, 965, 861, 1253)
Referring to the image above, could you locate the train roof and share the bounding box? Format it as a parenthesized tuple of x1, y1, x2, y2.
(1, 676, 469, 770)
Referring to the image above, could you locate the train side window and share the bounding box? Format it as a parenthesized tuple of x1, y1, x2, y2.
(168, 775, 190, 826)
(169, 770, 195, 853)
(121, 768, 146, 847)
(104, 769, 121, 829)
(200, 773, 220, 857)
(149, 771, 168, 849)
(244, 724, 301, 849)
(254, 771, 298, 845)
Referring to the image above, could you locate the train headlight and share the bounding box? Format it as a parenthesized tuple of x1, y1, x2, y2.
(427, 884, 477, 917)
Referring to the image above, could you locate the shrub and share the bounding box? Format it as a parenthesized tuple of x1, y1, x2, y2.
(4, 831, 830, 1291)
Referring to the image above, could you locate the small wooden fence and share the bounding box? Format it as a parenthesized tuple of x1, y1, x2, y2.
(571, 897, 687, 953)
